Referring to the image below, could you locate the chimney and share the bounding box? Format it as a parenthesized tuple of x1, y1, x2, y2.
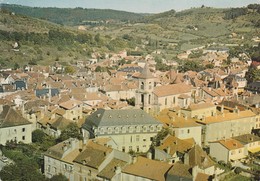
(147, 152, 152, 159)
(167, 146, 171, 154)
(221, 104, 224, 114)
(115, 166, 121, 174)
(177, 110, 181, 117)
(132, 156, 137, 164)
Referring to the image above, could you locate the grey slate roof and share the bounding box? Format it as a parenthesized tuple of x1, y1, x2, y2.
(35, 88, 59, 97)
(83, 108, 161, 129)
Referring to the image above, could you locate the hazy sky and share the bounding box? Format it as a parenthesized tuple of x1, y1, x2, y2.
(0, 0, 259, 13)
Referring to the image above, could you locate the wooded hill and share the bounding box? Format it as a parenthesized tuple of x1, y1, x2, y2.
(1, 4, 145, 26)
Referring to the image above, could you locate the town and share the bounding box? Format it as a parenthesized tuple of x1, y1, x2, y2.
(0, 2, 260, 181)
(0, 44, 259, 180)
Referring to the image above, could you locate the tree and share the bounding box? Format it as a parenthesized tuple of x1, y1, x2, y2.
(95, 65, 102, 72)
(179, 61, 203, 72)
(64, 66, 75, 74)
(0, 158, 46, 181)
(32, 129, 46, 143)
(59, 123, 82, 142)
(13, 62, 20, 70)
(151, 128, 169, 147)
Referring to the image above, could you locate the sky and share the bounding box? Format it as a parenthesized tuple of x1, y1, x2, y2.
(0, 0, 259, 13)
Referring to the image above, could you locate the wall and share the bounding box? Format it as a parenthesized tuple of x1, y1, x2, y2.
(0, 124, 32, 145)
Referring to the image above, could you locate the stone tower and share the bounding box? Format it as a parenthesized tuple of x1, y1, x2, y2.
(135, 63, 155, 113)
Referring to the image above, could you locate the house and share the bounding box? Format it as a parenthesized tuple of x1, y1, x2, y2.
(59, 99, 83, 121)
(82, 108, 163, 153)
(154, 135, 195, 163)
(197, 109, 256, 146)
(165, 163, 192, 181)
(0, 105, 32, 145)
(246, 81, 260, 94)
(121, 156, 172, 181)
(184, 145, 215, 178)
(224, 74, 247, 93)
(233, 134, 260, 154)
(209, 139, 247, 164)
(181, 103, 217, 119)
(73, 140, 131, 181)
(44, 138, 81, 180)
(157, 109, 202, 146)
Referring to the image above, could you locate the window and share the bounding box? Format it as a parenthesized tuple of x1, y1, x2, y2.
(150, 126, 154, 131)
(143, 126, 147, 132)
(136, 135, 140, 142)
(136, 126, 140, 132)
(122, 146, 125, 152)
(165, 98, 167, 105)
(88, 170, 91, 176)
(115, 127, 120, 133)
(108, 128, 112, 134)
(129, 146, 132, 151)
(137, 146, 140, 152)
(122, 127, 126, 133)
(22, 136, 25, 140)
(22, 128, 25, 132)
(100, 128, 104, 134)
(173, 96, 175, 104)
(47, 165, 51, 172)
(187, 129, 190, 134)
(129, 126, 133, 133)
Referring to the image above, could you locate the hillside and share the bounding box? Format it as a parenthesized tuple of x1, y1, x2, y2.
(101, 6, 260, 54)
(0, 4, 259, 69)
(0, 9, 137, 68)
(0, 4, 145, 26)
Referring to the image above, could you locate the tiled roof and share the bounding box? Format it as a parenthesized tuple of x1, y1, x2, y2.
(59, 99, 82, 110)
(0, 105, 31, 128)
(187, 103, 215, 111)
(197, 110, 255, 124)
(233, 134, 260, 145)
(217, 139, 244, 150)
(157, 135, 194, 155)
(195, 172, 211, 181)
(73, 140, 112, 169)
(166, 162, 192, 180)
(122, 156, 172, 181)
(186, 145, 214, 169)
(51, 117, 72, 130)
(45, 138, 81, 160)
(153, 83, 192, 97)
(97, 158, 127, 179)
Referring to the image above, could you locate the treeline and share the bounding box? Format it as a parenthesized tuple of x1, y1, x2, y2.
(0, 29, 94, 45)
(1, 4, 144, 26)
(224, 4, 260, 20)
(223, 8, 247, 20)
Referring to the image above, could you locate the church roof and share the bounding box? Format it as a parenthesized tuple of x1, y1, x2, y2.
(138, 63, 154, 79)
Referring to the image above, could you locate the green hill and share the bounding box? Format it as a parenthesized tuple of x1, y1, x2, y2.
(0, 9, 137, 68)
(0, 4, 145, 26)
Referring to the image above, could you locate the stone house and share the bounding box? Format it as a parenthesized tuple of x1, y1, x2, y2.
(0, 105, 32, 145)
(82, 108, 163, 153)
